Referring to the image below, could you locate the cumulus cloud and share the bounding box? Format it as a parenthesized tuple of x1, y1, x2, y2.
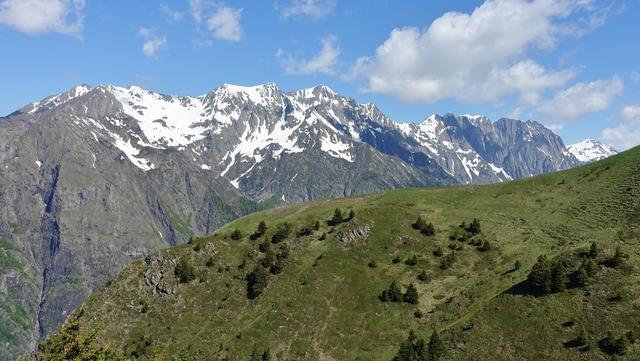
(349, 0, 601, 104)
(138, 27, 167, 58)
(277, 35, 340, 75)
(190, 1, 243, 42)
(279, 0, 335, 19)
(538, 76, 623, 122)
(601, 104, 640, 150)
(0, 0, 85, 37)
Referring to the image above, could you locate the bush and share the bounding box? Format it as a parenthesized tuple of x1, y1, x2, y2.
(403, 283, 419, 304)
(319, 232, 327, 241)
(392, 255, 402, 264)
(206, 257, 215, 268)
(271, 223, 291, 244)
(247, 266, 270, 299)
(418, 270, 429, 282)
(421, 223, 436, 236)
(380, 281, 403, 302)
(439, 253, 456, 270)
(477, 240, 492, 252)
(466, 218, 481, 235)
(296, 226, 313, 237)
(589, 242, 599, 259)
(313, 220, 320, 231)
(250, 221, 267, 240)
(412, 217, 426, 230)
(405, 255, 418, 266)
(231, 229, 242, 240)
(348, 209, 355, 220)
(528, 255, 552, 294)
(329, 208, 344, 225)
(368, 260, 378, 268)
(175, 256, 196, 283)
(433, 247, 444, 257)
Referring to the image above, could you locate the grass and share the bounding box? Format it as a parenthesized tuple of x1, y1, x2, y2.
(35, 146, 640, 360)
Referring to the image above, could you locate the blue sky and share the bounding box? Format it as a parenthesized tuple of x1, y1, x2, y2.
(0, 0, 639, 149)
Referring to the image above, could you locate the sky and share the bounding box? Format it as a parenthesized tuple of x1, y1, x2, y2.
(0, 0, 639, 149)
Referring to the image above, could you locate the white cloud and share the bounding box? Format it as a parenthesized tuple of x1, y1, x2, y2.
(601, 104, 640, 150)
(279, 0, 335, 19)
(349, 0, 601, 104)
(0, 0, 84, 36)
(278, 35, 340, 75)
(620, 105, 640, 122)
(161, 4, 184, 22)
(601, 124, 640, 150)
(538, 76, 623, 122)
(189, 1, 243, 42)
(205, 6, 243, 42)
(138, 27, 167, 58)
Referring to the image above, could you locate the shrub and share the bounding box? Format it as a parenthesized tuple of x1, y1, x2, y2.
(271, 223, 291, 244)
(392, 255, 402, 264)
(319, 232, 327, 240)
(403, 283, 419, 304)
(477, 240, 492, 252)
(428, 330, 445, 361)
(421, 223, 436, 236)
(528, 255, 552, 294)
(368, 260, 378, 268)
(231, 229, 242, 240)
(329, 208, 344, 225)
(297, 226, 313, 237)
(412, 217, 427, 230)
(433, 247, 444, 257)
(417, 270, 429, 282)
(175, 256, 196, 283)
(380, 281, 403, 302)
(348, 209, 355, 220)
(250, 221, 267, 240)
(206, 257, 215, 268)
(405, 255, 418, 266)
(589, 242, 599, 259)
(247, 266, 270, 299)
(313, 220, 320, 231)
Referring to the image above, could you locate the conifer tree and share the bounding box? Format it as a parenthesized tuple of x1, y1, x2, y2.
(412, 217, 426, 230)
(404, 283, 419, 304)
(551, 262, 568, 292)
(348, 209, 355, 220)
(231, 229, 242, 240)
(387, 281, 402, 302)
(428, 330, 445, 361)
(528, 256, 552, 294)
(589, 241, 599, 259)
(174, 256, 196, 283)
(576, 267, 589, 287)
(331, 208, 343, 225)
(247, 266, 270, 299)
(421, 222, 435, 236)
(313, 220, 320, 231)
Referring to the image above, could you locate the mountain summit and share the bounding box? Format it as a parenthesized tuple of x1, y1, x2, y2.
(568, 138, 617, 162)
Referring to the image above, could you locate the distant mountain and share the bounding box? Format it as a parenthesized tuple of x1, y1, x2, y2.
(0, 83, 579, 359)
(568, 138, 618, 162)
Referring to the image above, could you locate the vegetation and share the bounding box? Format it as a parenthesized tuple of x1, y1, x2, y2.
(174, 256, 196, 283)
(36, 147, 640, 360)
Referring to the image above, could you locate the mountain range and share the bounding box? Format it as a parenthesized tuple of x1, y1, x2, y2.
(0, 83, 616, 358)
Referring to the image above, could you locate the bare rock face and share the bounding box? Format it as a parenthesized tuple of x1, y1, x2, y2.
(143, 255, 177, 297)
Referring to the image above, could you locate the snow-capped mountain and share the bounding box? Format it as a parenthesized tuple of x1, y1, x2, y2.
(0, 83, 581, 357)
(568, 139, 618, 162)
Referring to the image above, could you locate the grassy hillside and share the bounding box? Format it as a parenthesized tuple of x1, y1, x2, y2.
(29, 146, 640, 360)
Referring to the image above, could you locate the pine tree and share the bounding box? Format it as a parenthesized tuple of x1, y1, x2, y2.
(313, 220, 320, 231)
(551, 262, 568, 292)
(576, 267, 589, 287)
(418, 270, 429, 282)
(428, 330, 445, 361)
(577, 327, 589, 347)
(589, 241, 599, 259)
(387, 281, 402, 302)
(421, 223, 435, 236)
(348, 209, 355, 220)
(319, 232, 327, 241)
(231, 229, 242, 240)
(404, 283, 419, 304)
(528, 256, 552, 294)
(331, 208, 344, 225)
(610, 246, 625, 267)
(467, 218, 482, 235)
(174, 256, 196, 283)
(585, 258, 598, 276)
(405, 255, 418, 266)
(412, 217, 426, 230)
(514, 260, 522, 270)
(247, 266, 270, 299)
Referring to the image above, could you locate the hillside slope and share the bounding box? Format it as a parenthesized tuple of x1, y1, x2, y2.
(27, 147, 640, 360)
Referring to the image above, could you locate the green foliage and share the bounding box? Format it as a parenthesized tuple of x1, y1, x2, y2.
(576, 267, 589, 287)
(329, 208, 344, 225)
(608, 246, 626, 267)
(250, 221, 268, 240)
(270, 223, 291, 244)
(393, 330, 427, 361)
(230, 229, 242, 240)
(380, 281, 403, 303)
(420, 223, 436, 236)
(38, 320, 124, 361)
(433, 247, 444, 257)
(417, 270, 429, 282)
(319, 232, 326, 241)
(403, 283, 419, 304)
(466, 218, 482, 235)
(174, 256, 196, 284)
(514, 260, 522, 270)
(405, 255, 418, 266)
(428, 330, 445, 361)
(247, 266, 270, 299)
(313, 220, 320, 231)
(551, 262, 568, 293)
(412, 217, 426, 230)
(368, 260, 378, 268)
(528, 256, 552, 294)
(439, 252, 456, 270)
(589, 241, 599, 259)
(348, 209, 355, 221)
